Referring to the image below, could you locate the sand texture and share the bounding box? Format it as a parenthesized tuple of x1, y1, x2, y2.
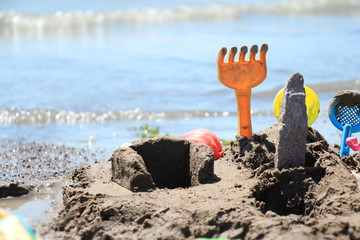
(37, 125, 360, 239)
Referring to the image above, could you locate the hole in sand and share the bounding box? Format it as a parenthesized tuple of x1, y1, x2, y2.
(111, 137, 215, 191)
(133, 140, 191, 189)
(252, 167, 325, 216)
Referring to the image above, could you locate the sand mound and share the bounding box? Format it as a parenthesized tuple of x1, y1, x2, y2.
(111, 137, 215, 191)
(39, 126, 360, 239)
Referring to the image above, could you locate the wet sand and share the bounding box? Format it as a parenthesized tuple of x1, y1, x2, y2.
(13, 125, 359, 239)
(0, 140, 108, 222)
(0, 140, 103, 183)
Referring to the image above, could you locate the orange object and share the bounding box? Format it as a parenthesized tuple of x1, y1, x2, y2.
(217, 44, 268, 139)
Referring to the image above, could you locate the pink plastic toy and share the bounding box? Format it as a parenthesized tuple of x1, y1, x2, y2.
(346, 137, 360, 151)
(183, 129, 224, 160)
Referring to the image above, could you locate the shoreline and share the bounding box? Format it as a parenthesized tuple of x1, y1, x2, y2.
(0, 140, 109, 224)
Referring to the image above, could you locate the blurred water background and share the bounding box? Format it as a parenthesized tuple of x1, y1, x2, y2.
(1, 0, 360, 155)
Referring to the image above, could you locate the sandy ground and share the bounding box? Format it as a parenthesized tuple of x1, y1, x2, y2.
(0, 140, 105, 183)
(27, 125, 360, 239)
(0, 140, 108, 225)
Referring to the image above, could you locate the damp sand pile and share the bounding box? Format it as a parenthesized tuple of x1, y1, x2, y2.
(33, 125, 360, 239)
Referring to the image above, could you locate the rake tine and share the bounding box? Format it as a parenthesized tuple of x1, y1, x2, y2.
(217, 47, 227, 64)
(228, 47, 237, 63)
(260, 44, 268, 61)
(249, 45, 258, 61)
(239, 46, 248, 63)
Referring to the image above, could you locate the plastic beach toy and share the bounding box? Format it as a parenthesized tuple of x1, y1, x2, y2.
(328, 90, 360, 157)
(346, 137, 360, 151)
(0, 208, 40, 240)
(183, 129, 223, 160)
(217, 44, 268, 139)
(273, 86, 320, 126)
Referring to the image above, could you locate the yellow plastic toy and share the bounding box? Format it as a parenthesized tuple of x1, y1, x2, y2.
(217, 44, 268, 139)
(0, 208, 40, 240)
(273, 86, 320, 126)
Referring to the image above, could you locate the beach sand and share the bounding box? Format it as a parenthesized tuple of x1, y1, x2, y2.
(22, 124, 360, 239)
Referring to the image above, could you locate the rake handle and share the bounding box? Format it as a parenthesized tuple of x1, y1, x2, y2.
(235, 88, 252, 139)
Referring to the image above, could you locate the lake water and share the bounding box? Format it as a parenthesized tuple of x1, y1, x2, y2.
(1, 0, 360, 154)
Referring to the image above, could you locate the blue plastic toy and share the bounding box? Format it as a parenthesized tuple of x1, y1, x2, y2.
(328, 91, 360, 157)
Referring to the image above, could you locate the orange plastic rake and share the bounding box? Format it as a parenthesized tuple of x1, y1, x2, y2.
(217, 44, 268, 139)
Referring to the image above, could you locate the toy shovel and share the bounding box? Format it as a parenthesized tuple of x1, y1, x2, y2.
(217, 44, 268, 139)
